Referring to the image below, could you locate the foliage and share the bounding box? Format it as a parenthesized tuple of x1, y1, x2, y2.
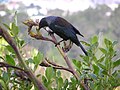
(0, 17, 120, 90)
(76, 36, 120, 90)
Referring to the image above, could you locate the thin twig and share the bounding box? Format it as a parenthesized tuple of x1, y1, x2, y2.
(45, 58, 73, 73)
(0, 62, 25, 71)
(0, 62, 30, 81)
(40, 60, 73, 73)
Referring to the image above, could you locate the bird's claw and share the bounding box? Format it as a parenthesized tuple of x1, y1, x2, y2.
(55, 42, 60, 47)
(55, 39, 64, 47)
(62, 47, 70, 53)
(62, 41, 73, 53)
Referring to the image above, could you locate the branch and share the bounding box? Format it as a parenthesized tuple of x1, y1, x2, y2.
(0, 62, 30, 81)
(0, 62, 25, 71)
(40, 58, 73, 74)
(0, 26, 46, 90)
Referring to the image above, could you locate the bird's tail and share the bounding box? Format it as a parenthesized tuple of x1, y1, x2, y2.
(78, 43, 88, 56)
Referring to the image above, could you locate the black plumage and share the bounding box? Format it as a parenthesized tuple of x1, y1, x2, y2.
(39, 16, 88, 56)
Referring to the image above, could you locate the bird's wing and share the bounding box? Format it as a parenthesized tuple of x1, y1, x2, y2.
(54, 17, 76, 35)
(72, 26, 84, 37)
(55, 17, 84, 37)
(54, 25, 76, 38)
(54, 23, 81, 46)
(55, 17, 71, 27)
(54, 25, 68, 35)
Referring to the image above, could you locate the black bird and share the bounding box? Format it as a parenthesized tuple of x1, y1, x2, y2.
(39, 16, 88, 56)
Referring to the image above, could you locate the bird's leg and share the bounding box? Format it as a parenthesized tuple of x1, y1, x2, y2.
(55, 39, 64, 47)
(62, 40, 73, 52)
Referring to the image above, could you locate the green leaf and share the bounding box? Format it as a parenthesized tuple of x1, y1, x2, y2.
(14, 11, 17, 24)
(11, 22, 19, 36)
(80, 41, 90, 46)
(36, 74, 41, 78)
(6, 45, 15, 54)
(0, 56, 4, 60)
(113, 59, 120, 68)
(45, 67, 55, 81)
(108, 47, 114, 53)
(105, 58, 110, 70)
(3, 72, 9, 83)
(27, 58, 34, 63)
(26, 58, 34, 65)
(112, 70, 118, 77)
(72, 59, 81, 69)
(63, 79, 68, 89)
(69, 77, 77, 89)
(58, 77, 63, 84)
(5, 55, 15, 66)
(95, 85, 103, 90)
(34, 52, 43, 69)
(0, 79, 8, 90)
(20, 40, 25, 47)
(90, 36, 98, 44)
(98, 56, 105, 62)
(93, 64, 99, 75)
(104, 38, 112, 48)
(98, 63, 106, 70)
(3, 23, 10, 30)
(70, 76, 76, 83)
(102, 70, 108, 75)
(79, 55, 89, 65)
(92, 56, 97, 62)
(42, 76, 48, 86)
(88, 73, 97, 79)
(99, 48, 107, 54)
(91, 42, 99, 52)
(57, 70, 61, 77)
(57, 77, 63, 88)
(112, 41, 118, 46)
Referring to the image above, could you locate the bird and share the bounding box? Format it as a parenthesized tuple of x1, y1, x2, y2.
(38, 16, 88, 56)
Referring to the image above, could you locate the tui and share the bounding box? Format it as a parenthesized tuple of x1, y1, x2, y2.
(38, 16, 88, 56)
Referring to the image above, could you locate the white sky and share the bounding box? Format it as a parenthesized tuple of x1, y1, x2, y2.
(14, 0, 119, 12)
(1, 0, 118, 17)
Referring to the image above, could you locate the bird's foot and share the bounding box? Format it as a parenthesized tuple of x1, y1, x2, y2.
(55, 39, 64, 47)
(62, 41, 73, 53)
(55, 42, 60, 47)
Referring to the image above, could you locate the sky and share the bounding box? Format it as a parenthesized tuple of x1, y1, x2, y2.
(21, 0, 119, 17)
(0, 0, 120, 17)
(21, 0, 120, 12)
(1, 0, 119, 12)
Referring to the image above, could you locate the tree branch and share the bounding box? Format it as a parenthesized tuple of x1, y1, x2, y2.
(40, 58, 73, 74)
(0, 62, 25, 71)
(0, 26, 46, 90)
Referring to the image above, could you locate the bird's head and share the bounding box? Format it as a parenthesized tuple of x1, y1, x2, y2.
(38, 18, 48, 30)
